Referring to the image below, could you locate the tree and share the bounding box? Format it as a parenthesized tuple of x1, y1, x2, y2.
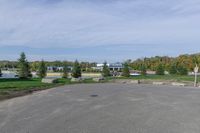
(71, 60, 81, 78)
(31, 61, 40, 72)
(156, 64, 165, 75)
(140, 64, 147, 75)
(169, 64, 177, 75)
(0, 68, 2, 77)
(177, 65, 188, 75)
(102, 62, 110, 77)
(37, 60, 47, 78)
(122, 62, 130, 77)
(62, 65, 68, 78)
(18, 52, 31, 79)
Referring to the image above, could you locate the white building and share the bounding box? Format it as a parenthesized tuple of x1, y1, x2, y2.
(93, 63, 123, 72)
(109, 63, 123, 71)
(47, 66, 73, 72)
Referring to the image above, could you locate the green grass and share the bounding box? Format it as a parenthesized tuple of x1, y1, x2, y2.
(0, 75, 196, 100)
(0, 78, 60, 91)
(0, 78, 101, 99)
(0, 78, 67, 100)
(106, 75, 195, 82)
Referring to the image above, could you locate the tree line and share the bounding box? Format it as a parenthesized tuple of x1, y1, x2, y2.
(0, 52, 130, 79)
(1, 52, 200, 78)
(0, 59, 97, 72)
(129, 54, 200, 75)
(16, 52, 83, 79)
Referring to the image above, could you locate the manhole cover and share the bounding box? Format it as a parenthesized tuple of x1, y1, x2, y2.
(90, 94, 98, 97)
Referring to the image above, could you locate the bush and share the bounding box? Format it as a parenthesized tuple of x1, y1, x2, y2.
(177, 65, 188, 75)
(102, 62, 110, 77)
(156, 64, 165, 75)
(0, 68, 2, 77)
(140, 64, 147, 75)
(62, 65, 68, 78)
(169, 64, 177, 75)
(18, 52, 31, 79)
(122, 62, 130, 77)
(72, 60, 82, 78)
(37, 60, 47, 78)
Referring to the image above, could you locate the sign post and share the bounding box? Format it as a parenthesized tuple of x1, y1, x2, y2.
(194, 65, 199, 87)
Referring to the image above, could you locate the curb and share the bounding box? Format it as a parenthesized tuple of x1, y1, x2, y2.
(112, 79, 197, 88)
(171, 82, 186, 87)
(153, 82, 165, 85)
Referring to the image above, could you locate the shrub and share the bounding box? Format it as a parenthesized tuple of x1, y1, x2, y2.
(0, 68, 2, 77)
(18, 52, 31, 79)
(177, 65, 188, 75)
(62, 65, 68, 78)
(156, 64, 165, 75)
(140, 64, 147, 75)
(72, 60, 82, 78)
(122, 62, 130, 77)
(102, 62, 110, 77)
(169, 64, 177, 75)
(37, 60, 47, 78)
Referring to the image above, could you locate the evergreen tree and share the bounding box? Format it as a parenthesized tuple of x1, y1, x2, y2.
(140, 64, 147, 75)
(102, 62, 110, 77)
(18, 52, 31, 79)
(177, 65, 188, 75)
(156, 64, 165, 75)
(62, 65, 68, 78)
(38, 60, 47, 78)
(72, 60, 81, 78)
(122, 62, 130, 77)
(169, 64, 177, 75)
(0, 68, 2, 77)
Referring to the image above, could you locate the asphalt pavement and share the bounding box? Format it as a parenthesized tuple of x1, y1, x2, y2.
(1, 83, 200, 133)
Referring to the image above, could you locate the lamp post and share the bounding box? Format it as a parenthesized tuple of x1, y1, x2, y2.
(194, 65, 199, 87)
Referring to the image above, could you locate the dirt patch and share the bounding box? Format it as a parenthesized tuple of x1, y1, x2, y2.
(0, 84, 62, 101)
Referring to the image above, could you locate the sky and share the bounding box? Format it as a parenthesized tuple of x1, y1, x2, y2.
(0, 0, 200, 62)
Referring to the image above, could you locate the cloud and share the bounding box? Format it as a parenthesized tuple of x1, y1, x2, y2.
(0, 0, 200, 61)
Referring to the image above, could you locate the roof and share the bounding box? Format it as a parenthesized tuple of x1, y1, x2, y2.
(109, 63, 123, 67)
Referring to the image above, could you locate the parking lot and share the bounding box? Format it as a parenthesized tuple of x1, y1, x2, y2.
(1, 83, 200, 133)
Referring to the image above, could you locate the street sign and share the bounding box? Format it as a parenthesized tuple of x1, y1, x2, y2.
(194, 65, 199, 73)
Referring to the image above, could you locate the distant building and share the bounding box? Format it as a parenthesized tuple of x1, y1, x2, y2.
(109, 63, 123, 71)
(47, 66, 73, 72)
(93, 62, 123, 72)
(92, 63, 108, 71)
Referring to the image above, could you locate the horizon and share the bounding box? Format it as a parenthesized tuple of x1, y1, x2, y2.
(0, 0, 200, 62)
(0, 51, 199, 64)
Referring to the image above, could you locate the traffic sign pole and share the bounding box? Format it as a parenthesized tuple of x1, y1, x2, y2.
(194, 65, 199, 87)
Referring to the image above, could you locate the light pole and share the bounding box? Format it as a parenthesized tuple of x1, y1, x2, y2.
(194, 65, 199, 87)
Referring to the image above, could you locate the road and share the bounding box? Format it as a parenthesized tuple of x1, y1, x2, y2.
(1, 83, 200, 133)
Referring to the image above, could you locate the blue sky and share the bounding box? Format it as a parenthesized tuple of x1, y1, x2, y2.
(0, 0, 200, 62)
